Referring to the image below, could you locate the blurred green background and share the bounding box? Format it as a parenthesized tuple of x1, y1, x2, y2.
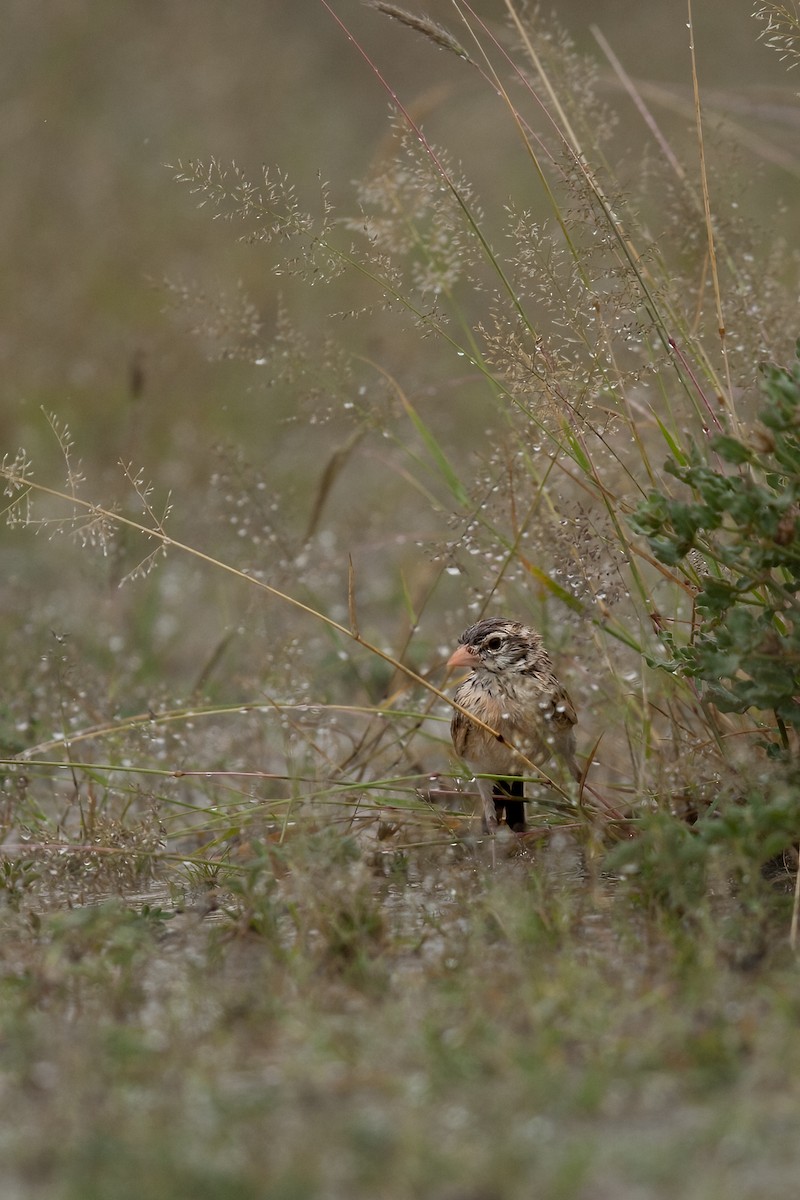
(2, 0, 798, 707)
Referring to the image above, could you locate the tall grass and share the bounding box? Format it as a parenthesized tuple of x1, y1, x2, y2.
(1, 0, 798, 918)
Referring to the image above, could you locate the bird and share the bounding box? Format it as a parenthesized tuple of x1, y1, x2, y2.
(447, 617, 581, 834)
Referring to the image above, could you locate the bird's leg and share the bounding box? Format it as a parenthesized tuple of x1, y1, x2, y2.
(475, 776, 498, 835)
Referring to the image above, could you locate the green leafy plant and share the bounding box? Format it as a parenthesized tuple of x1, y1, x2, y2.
(631, 341, 800, 752)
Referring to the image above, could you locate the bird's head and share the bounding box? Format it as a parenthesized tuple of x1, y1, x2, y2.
(447, 618, 548, 676)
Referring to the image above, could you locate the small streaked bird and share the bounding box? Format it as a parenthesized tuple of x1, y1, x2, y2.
(447, 617, 581, 834)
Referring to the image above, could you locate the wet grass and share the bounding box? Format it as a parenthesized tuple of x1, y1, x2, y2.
(2, 1, 800, 1196)
(0, 839, 798, 1200)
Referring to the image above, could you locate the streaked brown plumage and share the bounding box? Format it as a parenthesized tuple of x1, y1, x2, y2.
(448, 617, 580, 834)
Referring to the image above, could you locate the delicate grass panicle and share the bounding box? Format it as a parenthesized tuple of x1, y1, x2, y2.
(754, 1, 800, 70)
(1, 4, 800, 1190)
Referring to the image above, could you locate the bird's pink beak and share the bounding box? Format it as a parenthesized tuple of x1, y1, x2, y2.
(447, 644, 477, 670)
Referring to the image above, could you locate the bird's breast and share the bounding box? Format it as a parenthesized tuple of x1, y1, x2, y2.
(452, 673, 554, 772)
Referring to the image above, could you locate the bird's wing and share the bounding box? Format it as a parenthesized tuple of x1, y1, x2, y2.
(451, 677, 497, 760)
(450, 707, 472, 759)
(547, 683, 578, 731)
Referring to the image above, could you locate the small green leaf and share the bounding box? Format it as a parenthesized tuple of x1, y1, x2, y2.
(654, 417, 689, 465)
(399, 393, 470, 507)
(561, 422, 592, 473)
(711, 434, 752, 465)
(520, 556, 584, 612)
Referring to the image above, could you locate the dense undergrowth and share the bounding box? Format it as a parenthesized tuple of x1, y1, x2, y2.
(2, 0, 798, 912)
(0, 2, 800, 1195)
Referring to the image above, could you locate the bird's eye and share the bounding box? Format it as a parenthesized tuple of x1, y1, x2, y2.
(485, 636, 503, 652)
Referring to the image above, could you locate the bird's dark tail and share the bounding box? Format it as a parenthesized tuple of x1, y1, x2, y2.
(493, 777, 526, 832)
